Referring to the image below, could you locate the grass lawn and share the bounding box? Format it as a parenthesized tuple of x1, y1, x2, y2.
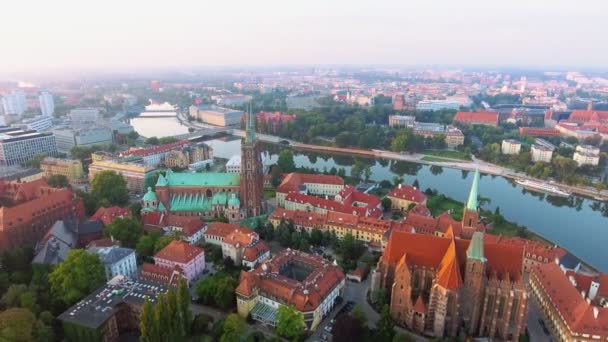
(421, 156, 451, 162)
(426, 194, 463, 220)
(424, 150, 471, 161)
(263, 189, 276, 199)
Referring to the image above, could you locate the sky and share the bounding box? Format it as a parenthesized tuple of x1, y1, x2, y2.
(1, 0, 607, 73)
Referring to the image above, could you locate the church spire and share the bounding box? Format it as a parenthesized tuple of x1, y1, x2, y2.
(245, 101, 256, 143)
(466, 168, 480, 211)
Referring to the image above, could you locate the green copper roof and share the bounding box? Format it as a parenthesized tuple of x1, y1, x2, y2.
(158, 201, 166, 211)
(142, 206, 154, 212)
(143, 187, 157, 202)
(466, 169, 480, 211)
(245, 103, 256, 143)
(228, 193, 240, 207)
(156, 174, 168, 187)
(466, 232, 486, 262)
(211, 192, 228, 205)
(161, 172, 240, 187)
(167, 191, 237, 212)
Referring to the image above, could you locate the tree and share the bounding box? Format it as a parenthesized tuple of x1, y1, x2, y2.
(220, 314, 245, 342)
(332, 314, 364, 342)
(104, 218, 143, 248)
(0, 284, 28, 307)
(136, 232, 160, 257)
(393, 333, 415, 342)
(0, 308, 36, 342)
(352, 305, 367, 326)
(47, 174, 69, 188)
(49, 249, 106, 305)
(91, 170, 129, 206)
(139, 299, 157, 342)
(373, 288, 388, 308)
(277, 149, 296, 173)
(381, 197, 392, 211)
(276, 305, 305, 341)
(177, 279, 192, 336)
(412, 179, 420, 189)
(376, 305, 396, 342)
(146, 137, 160, 145)
(271, 165, 282, 187)
(25, 154, 47, 169)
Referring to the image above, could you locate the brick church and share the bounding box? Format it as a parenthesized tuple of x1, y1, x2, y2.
(371, 170, 528, 340)
(141, 106, 264, 220)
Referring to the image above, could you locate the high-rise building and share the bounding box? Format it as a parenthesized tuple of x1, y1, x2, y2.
(1, 90, 27, 116)
(0, 127, 58, 166)
(68, 108, 100, 124)
(39, 91, 54, 116)
(240, 106, 265, 217)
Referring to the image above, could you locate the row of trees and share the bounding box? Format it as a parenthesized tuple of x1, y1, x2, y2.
(195, 273, 238, 310)
(140, 279, 192, 342)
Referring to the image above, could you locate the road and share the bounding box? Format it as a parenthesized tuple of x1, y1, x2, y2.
(527, 300, 552, 342)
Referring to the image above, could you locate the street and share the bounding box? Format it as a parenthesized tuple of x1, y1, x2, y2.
(526, 300, 552, 342)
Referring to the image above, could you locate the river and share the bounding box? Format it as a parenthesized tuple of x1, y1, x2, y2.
(131, 115, 608, 272)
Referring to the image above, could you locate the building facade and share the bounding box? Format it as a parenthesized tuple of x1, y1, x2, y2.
(389, 115, 416, 128)
(453, 111, 499, 126)
(1, 90, 26, 116)
(0, 127, 58, 166)
(88, 158, 156, 194)
(416, 100, 460, 111)
(240, 108, 265, 217)
(501, 139, 522, 155)
(236, 249, 345, 330)
(39, 91, 54, 117)
(40, 157, 84, 182)
(387, 184, 427, 212)
(88, 246, 137, 280)
(53, 127, 113, 153)
(276, 173, 345, 206)
(531, 144, 554, 163)
(188, 105, 244, 127)
(153, 240, 205, 282)
(19, 115, 53, 132)
(573, 145, 600, 166)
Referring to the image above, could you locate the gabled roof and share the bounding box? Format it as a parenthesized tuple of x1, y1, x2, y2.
(454, 111, 499, 125)
(277, 173, 344, 194)
(154, 240, 204, 264)
(436, 238, 463, 290)
(159, 170, 240, 187)
(387, 184, 426, 203)
(91, 206, 131, 226)
(414, 295, 427, 313)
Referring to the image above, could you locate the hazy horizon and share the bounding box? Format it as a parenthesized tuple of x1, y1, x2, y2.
(2, 0, 607, 73)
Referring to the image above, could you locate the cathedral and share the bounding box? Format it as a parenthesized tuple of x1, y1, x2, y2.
(141, 106, 264, 222)
(371, 170, 529, 340)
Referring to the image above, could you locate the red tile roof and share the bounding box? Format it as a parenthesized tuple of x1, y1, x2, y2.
(91, 206, 131, 226)
(436, 239, 463, 290)
(243, 240, 270, 262)
(532, 262, 608, 337)
(414, 296, 427, 313)
(204, 222, 254, 239)
(139, 262, 185, 286)
(277, 173, 344, 194)
(387, 184, 426, 204)
(518, 127, 561, 137)
(569, 110, 608, 123)
(121, 140, 189, 157)
(454, 111, 499, 125)
(141, 212, 204, 237)
(154, 240, 204, 264)
(285, 192, 368, 216)
(404, 212, 462, 237)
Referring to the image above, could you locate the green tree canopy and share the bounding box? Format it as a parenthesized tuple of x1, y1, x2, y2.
(49, 249, 106, 305)
(46, 174, 70, 188)
(91, 170, 129, 206)
(0, 308, 36, 342)
(277, 149, 296, 173)
(104, 218, 143, 248)
(220, 314, 245, 342)
(276, 305, 305, 341)
(375, 305, 396, 342)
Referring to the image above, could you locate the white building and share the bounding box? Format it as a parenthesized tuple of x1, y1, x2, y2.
(531, 144, 554, 163)
(52, 127, 113, 153)
(88, 246, 137, 280)
(18, 115, 53, 132)
(188, 105, 244, 127)
(225, 152, 272, 174)
(415, 100, 460, 111)
(0, 127, 58, 166)
(1, 90, 27, 116)
(573, 145, 600, 166)
(388, 115, 416, 128)
(69, 108, 100, 124)
(501, 139, 522, 155)
(39, 92, 55, 117)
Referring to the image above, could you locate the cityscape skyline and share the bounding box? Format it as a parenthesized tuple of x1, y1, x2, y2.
(2, 0, 608, 73)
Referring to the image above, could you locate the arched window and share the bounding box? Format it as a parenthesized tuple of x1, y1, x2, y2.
(206, 189, 212, 197)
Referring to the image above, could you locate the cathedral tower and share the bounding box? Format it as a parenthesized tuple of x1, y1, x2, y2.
(461, 169, 480, 239)
(462, 232, 487, 335)
(240, 104, 264, 217)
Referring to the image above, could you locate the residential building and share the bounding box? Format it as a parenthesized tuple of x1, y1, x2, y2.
(91, 206, 131, 226)
(68, 108, 100, 124)
(531, 144, 554, 163)
(139, 263, 187, 287)
(573, 145, 600, 166)
(58, 275, 167, 342)
(334, 185, 383, 218)
(0, 179, 84, 250)
(416, 100, 460, 111)
(372, 231, 528, 340)
(276, 173, 345, 206)
(40, 157, 84, 182)
(1, 90, 26, 116)
(444, 126, 465, 147)
(153, 240, 205, 282)
(164, 142, 213, 169)
(388, 115, 416, 128)
(141, 210, 205, 244)
(518, 127, 561, 137)
(53, 127, 113, 153)
(387, 184, 427, 212)
(501, 139, 522, 155)
(236, 249, 345, 330)
(204, 222, 269, 268)
(32, 219, 79, 264)
(284, 192, 379, 217)
(0, 166, 44, 182)
(453, 111, 499, 126)
(413, 122, 465, 148)
(270, 208, 393, 249)
(393, 94, 406, 111)
(39, 91, 54, 116)
(256, 111, 296, 134)
(120, 140, 190, 167)
(530, 262, 608, 342)
(88, 157, 156, 194)
(19, 115, 53, 131)
(225, 153, 272, 174)
(0, 127, 58, 166)
(188, 105, 244, 127)
(88, 246, 137, 280)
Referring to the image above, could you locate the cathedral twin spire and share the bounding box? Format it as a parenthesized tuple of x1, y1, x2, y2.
(245, 102, 256, 144)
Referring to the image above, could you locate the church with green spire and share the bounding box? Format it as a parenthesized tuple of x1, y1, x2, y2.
(461, 168, 481, 239)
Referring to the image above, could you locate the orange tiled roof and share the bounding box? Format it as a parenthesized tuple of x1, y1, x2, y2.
(205, 222, 253, 239)
(387, 185, 426, 204)
(569, 110, 608, 122)
(436, 238, 463, 290)
(454, 111, 499, 125)
(533, 262, 608, 337)
(243, 240, 269, 262)
(91, 206, 131, 226)
(404, 212, 462, 237)
(414, 295, 427, 313)
(285, 192, 368, 216)
(0, 187, 76, 229)
(154, 240, 204, 264)
(277, 173, 344, 194)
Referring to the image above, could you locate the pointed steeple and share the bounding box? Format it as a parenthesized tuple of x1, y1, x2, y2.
(466, 168, 480, 211)
(466, 232, 487, 262)
(245, 101, 256, 143)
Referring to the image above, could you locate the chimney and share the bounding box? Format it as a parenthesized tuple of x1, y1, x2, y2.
(593, 307, 599, 319)
(589, 280, 600, 301)
(588, 102, 593, 111)
(398, 184, 402, 189)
